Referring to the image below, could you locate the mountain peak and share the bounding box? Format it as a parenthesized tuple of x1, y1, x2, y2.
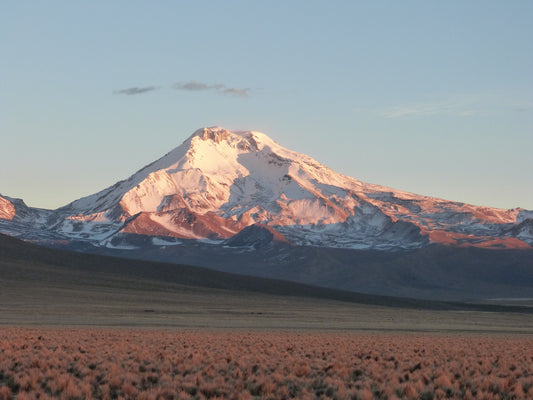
(186, 127, 276, 154)
(191, 126, 232, 143)
(2, 126, 531, 250)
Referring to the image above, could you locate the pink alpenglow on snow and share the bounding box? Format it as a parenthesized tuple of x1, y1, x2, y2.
(1, 127, 532, 249)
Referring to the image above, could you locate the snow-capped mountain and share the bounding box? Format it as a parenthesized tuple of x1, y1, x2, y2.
(0, 195, 56, 240)
(2, 127, 533, 250)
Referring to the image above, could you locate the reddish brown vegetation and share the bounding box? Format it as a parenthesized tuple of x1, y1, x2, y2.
(0, 328, 531, 399)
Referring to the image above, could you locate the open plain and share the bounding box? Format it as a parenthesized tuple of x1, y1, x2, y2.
(1, 235, 532, 399)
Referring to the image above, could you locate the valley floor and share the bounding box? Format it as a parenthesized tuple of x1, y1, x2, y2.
(2, 233, 532, 333)
(1, 259, 533, 333)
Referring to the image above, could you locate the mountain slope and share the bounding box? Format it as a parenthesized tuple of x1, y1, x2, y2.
(12, 126, 530, 250)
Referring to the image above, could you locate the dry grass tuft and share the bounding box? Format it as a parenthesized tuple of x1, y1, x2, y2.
(0, 328, 531, 399)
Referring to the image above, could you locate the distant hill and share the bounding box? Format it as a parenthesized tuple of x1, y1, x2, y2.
(1, 234, 531, 316)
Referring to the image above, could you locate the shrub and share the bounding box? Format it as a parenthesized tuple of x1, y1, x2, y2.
(0, 328, 530, 400)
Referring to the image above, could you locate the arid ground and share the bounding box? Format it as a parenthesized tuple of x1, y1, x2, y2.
(1, 329, 532, 399)
(2, 263, 533, 400)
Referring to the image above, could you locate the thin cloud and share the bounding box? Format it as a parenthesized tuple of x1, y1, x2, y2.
(173, 81, 221, 91)
(173, 81, 250, 97)
(222, 88, 250, 97)
(382, 102, 473, 118)
(113, 86, 159, 95)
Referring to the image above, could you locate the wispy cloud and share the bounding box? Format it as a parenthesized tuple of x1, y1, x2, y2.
(173, 81, 250, 97)
(113, 81, 251, 98)
(382, 102, 474, 119)
(173, 81, 223, 91)
(222, 88, 250, 97)
(113, 86, 159, 95)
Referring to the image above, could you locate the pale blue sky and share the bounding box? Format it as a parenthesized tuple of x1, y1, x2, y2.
(1, 1, 532, 210)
